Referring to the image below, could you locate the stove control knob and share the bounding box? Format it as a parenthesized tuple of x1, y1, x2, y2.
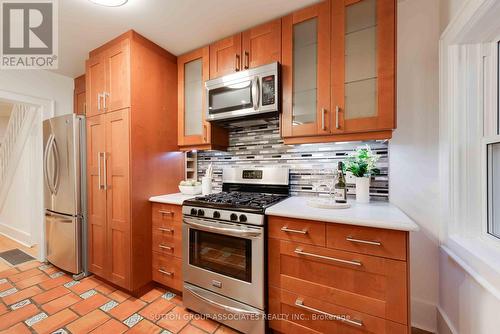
(213, 211, 221, 219)
(197, 209, 205, 216)
(239, 214, 247, 223)
(230, 213, 238, 221)
(190, 208, 197, 216)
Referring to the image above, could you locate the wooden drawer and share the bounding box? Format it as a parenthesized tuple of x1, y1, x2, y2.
(152, 252, 182, 291)
(152, 230, 182, 258)
(152, 203, 182, 227)
(268, 239, 408, 324)
(269, 216, 326, 246)
(326, 224, 407, 261)
(269, 287, 408, 334)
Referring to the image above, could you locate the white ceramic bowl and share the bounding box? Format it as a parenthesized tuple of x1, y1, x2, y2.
(178, 185, 202, 195)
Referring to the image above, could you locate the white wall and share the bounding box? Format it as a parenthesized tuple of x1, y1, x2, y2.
(0, 116, 10, 140)
(436, 0, 500, 333)
(0, 70, 73, 117)
(390, 0, 441, 331)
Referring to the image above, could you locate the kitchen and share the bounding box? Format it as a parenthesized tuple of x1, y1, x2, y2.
(0, 0, 498, 333)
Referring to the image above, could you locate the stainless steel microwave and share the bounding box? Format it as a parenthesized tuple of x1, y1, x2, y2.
(205, 62, 280, 122)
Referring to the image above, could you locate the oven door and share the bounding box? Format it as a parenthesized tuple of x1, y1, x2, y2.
(182, 216, 265, 309)
(206, 75, 258, 121)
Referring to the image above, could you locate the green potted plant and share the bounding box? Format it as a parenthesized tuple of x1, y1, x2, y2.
(344, 146, 380, 203)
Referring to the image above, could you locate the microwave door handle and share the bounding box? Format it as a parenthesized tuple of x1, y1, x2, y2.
(252, 76, 260, 110)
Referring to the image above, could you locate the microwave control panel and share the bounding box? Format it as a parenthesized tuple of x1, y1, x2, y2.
(261, 75, 276, 106)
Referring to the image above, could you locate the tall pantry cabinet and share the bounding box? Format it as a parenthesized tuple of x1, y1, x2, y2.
(86, 31, 184, 292)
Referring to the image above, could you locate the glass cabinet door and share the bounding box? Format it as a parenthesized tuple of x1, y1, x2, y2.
(281, 1, 331, 138)
(332, 0, 396, 133)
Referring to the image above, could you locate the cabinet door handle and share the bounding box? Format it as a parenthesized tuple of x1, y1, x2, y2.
(335, 106, 340, 129)
(203, 124, 207, 142)
(158, 227, 173, 233)
(294, 298, 363, 328)
(294, 247, 362, 267)
(281, 226, 308, 235)
(244, 51, 249, 69)
(158, 269, 173, 276)
(346, 237, 381, 246)
(159, 244, 173, 251)
(235, 54, 240, 71)
(159, 210, 174, 215)
(321, 108, 327, 130)
(103, 92, 109, 110)
(97, 152, 103, 190)
(102, 152, 108, 190)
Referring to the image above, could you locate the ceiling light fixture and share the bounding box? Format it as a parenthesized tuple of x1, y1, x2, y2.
(88, 0, 128, 7)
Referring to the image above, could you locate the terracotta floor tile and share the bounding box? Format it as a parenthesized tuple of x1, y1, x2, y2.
(8, 268, 41, 283)
(38, 275, 72, 290)
(94, 282, 115, 295)
(214, 325, 240, 334)
(190, 317, 220, 333)
(108, 289, 130, 303)
(109, 297, 147, 321)
(179, 324, 207, 334)
(68, 277, 101, 294)
(0, 282, 13, 292)
(0, 303, 7, 316)
(0, 322, 31, 334)
(31, 286, 70, 304)
(2, 285, 42, 305)
(139, 287, 166, 303)
(0, 303, 39, 330)
(32, 308, 78, 334)
(40, 266, 59, 275)
(15, 273, 50, 289)
(0, 268, 18, 279)
(16, 261, 40, 271)
(71, 293, 110, 316)
(66, 309, 110, 334)
(89, 318, 128, 334)
(139, 297, 175, 321)
(157, 306, 193, 333)
(41, 293, 81, 314)
(126, 319, 162, 334)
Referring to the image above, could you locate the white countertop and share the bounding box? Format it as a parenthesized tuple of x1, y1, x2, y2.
(265, 196, 419, 232)
(149, 193, 198, 205)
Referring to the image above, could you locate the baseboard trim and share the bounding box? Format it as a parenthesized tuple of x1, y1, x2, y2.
(437, 305, 458, 334)
(0, 223, 33, 247)
(411, 297, 437, 333)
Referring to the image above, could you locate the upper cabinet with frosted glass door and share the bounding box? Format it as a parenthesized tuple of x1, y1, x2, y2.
(178, 47, 228, 150)
(281, 1, 331, 139)
(331, 0, 396, 135)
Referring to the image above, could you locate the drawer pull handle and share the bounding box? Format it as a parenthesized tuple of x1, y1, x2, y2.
(294, 248, 362, 267)
(158, 227, 173, 233)
(346, 237, 381, 246)
(158, 269, 173, 276)
(281, 226, 308, 235)
(295, 298, 363, 328)
(159, 210, 174, 215)
(159, 244, 173, 251)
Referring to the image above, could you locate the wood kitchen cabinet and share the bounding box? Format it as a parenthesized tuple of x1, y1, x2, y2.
(209, 19, 282, 79)
(178, 47, 228, 150)
(268, 216, 411, 334)
(282, 0, 396, 144)
(74, 75, 86, 115)
(86, 39, 130, 117)
(86, 31, 184, 292)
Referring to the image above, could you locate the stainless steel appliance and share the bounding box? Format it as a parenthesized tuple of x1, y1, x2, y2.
(43, 114, 86, 278)
(182, 167, 289, 334)
(206, 62, 280, 122)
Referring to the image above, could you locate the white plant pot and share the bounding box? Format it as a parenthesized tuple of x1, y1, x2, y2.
(355, 177, 370, 203)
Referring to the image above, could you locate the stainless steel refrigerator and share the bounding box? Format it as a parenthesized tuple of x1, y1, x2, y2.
(43, 114, 87, 278)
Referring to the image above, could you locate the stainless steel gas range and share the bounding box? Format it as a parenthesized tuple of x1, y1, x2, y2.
(182, 167, 289, 334)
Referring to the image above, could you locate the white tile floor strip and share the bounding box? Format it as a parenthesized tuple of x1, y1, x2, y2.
(63, 280, 79, 288)
(162, 292, 176, 300)
(79, 289, 97, 299)
(10, 299, 31, 310)
(0, 287, 18, 297)
(100, 300, 119, 312)
(24, 312, 48, 326)
(123, 313, 143, 327)
(49, 271, 64, 279)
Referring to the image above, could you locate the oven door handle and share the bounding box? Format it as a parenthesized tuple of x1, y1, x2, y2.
(184, 219, 262, 238)
(185, 284, 262, 315)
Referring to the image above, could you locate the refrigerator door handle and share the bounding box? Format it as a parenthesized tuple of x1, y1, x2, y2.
(44, 134, 56, 194)
(52, 138, 61, 194)
(45, 211, 74, 222)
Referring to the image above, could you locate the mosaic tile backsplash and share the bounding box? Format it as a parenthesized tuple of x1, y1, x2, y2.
(198, 119, 389, 200)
